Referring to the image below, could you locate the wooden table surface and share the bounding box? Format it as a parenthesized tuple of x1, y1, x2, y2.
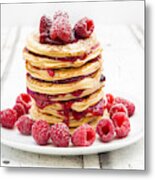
(1, 25, 145, 170)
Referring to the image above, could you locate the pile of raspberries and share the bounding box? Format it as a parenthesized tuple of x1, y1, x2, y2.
(39, 11, 95, 44)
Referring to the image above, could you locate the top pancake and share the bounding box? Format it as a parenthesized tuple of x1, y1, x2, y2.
(26, 32, 101, 57)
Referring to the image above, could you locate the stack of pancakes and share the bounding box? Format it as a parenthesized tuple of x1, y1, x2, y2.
(23, 32, 106, 132)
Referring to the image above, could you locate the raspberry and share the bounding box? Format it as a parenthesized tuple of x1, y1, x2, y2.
(71, 124, 96, 147)
(39, 15, 52, 43)
(16, 93, 32, 113)
(109, 103, 128, 118)
(106, 93, 115, 111)
(74, 17, 94, 38)
(50, 12, 72, 43)
(0, 111, 3, 124)
(0, 111, 2, 124)
(50, 123, 70, 147)
(112, 112, 130, 138)
(53, 11, 69, 20)
(16, 115, 34, 135)
(32, 120, 50, 145)
(47, 69, 55, 77)
(96, 119, 115, 142)
(106, 94, 115, 104)
(115, 97, 135, 117)
(13, 103, 26, 118)
(1, 109, 17, 129)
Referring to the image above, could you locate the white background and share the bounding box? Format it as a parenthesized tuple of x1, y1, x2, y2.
(0, 0, 155, 180)
(1, 1, 144, 28)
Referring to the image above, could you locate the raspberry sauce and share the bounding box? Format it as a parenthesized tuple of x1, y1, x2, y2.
(71, 90, 83, 97)
(60, 99, 105, 126)
(60, 101, 73, 126)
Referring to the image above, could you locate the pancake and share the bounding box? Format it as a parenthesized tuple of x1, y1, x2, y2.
(26, 32, 102, 58)
(27, 81, 104, 102)
(23, 47, 102, 69)
(26, 68, 104, 95)
(72, 88, 104, 112)
(25, 57, 102, 81)
(30, 104, 103, 128)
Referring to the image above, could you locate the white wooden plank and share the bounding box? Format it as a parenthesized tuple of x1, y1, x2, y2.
(1, 27, 18, 79)
(1, 27, 35, 109)
(96, 25, 141, 50)
(83, 155, 100, 169)
(100, 138, 144, 170)
(1, 27, 9, 49)
(130, 24, 144, 48)
(96, 25, 145, 100)
(1, 145, 82, 168)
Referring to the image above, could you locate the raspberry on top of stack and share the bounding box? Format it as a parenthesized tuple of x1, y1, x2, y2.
(23, 11, 106, 132)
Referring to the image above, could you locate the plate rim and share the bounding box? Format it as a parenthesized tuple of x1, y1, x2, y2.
(1, 128, 143, 156)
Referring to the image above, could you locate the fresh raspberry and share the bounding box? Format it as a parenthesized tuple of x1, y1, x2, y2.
(106, 94, 115, 104)
(115, 97, 135, 117)
(32, 120, 50, 145)
(109, 103, 128, 118)
(1, 109, 17, 129)
(15, 115, 34, 135)
(71, 124, 96, 147)
(112, 112, 130, 138)
(13, 103, 26, 118)
(53, 11, 69, 20)
(0, 111, 2, 124)
(96, 119, 115, 142)
(47, 69, 55, 77)
(16, 93, 32, 113)
(106, 93, 115, 111)
(50, 13, 72, 43)
(50, 123, 70, 147)
(40, 15, 52, 33)
(39, 15, 52, 43)
(74, 17, 94, 38)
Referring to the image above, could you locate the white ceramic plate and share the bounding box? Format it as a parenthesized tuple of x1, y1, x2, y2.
(1, 91, 144, 155)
